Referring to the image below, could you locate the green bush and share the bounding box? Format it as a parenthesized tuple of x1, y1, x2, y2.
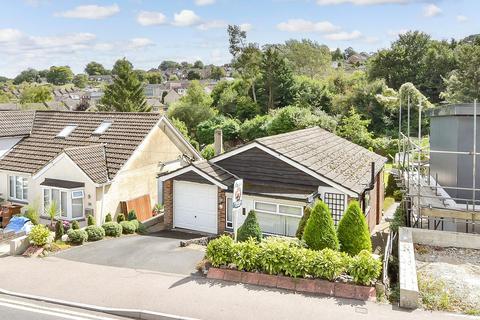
(127, 210, 137, 221)
(393, 189, 403, 201)
(71, 220, 80, 230)
(102, 222, 122, 237)
(23, 203, 40, 225)
(390, 204, 406, 233)
(302, 200, 339, 251)
(85, 225, 105, 241)
(67, 229, 88, 245)
(87, 214, 95, 226)
(232, 238, 260, 272)
(117, 213, 126, 223)
(295, 206, 311, 239)
(257, 237, 297, 275)
(105, 213, 112, 223)
(196, 116, 240, 145)
(310, 248, 350, 281)
(120, 221, 135, 234)
(349, 250, 382, 285)
(29, 225, 51, 246)
(205, 235, 234, 267)
(239, 115, 271, 141)
(385, 172, 397, 197)
(237, 210, 262, 242)
(337, 201, 372, 256)
(283, 246, 315, 278)
(201, 144, 215, 160)
(54, 220, 64, 241)
(130, 219, 140, 231)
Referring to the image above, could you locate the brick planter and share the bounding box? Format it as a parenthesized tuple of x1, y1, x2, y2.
(207, 268, 376, 302)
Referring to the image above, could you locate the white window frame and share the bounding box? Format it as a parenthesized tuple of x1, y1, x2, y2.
(8, 175, 28, 202)
(253, 200, 304, 236)
(56, 125, 77, 138)
(42, 187, 85, 220)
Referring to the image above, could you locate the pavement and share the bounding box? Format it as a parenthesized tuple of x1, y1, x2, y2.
(54, 231, 205, 275)
(0, 255, 474, 320)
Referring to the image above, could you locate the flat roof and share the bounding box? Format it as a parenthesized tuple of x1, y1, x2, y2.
(429, 104, 480, 117)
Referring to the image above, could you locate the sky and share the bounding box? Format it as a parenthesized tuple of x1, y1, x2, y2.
(0, 0, 478, 78)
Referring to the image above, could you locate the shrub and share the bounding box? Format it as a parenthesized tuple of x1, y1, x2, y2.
(337, 201, 372, 256)
(105, 213, 112, 223)
(385, 172, 397, 197)
(206, 235, 234, 267)
(393, 189, 403, 201)
(232, 238, 260, 272)
(239, 115, 271, 141)
(54, 220, 64, 241)
(71, 220, 80, 230)
(67, 229, 88, 245)
(390, 204, 406, 233)
(237, 210, 262, 242)
(310, 248, 349, 281)
(87, 214, 95, 226)
(23, 203, 40, 225)
(295, 206, 311, 239)
(130, 219, 140, 231)
(349, 250, 382, 285)
(302, 201, 339, 251)
(283, 246, 315, 278)
(62, 220, 71, 231)
(85, 225, 105, 241)
(120, 221, 135, 234)
(117, 213, 126, 223)
(201, 144, 215, 160)
(137, 222, 148, 235)
(29, 225, 52, 246)
(196, 116, 240, 145)
(102, 222, 122, 237)
(257, 237, 294, 275)
(127, 210, 137, 221)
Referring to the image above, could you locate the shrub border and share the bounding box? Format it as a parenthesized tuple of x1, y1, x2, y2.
(207, 267, 376, 301)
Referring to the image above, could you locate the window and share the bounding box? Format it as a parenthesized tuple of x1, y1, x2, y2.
(226, 198, 233, 229)
(56, 125, 77, 138)
(364, 191, 371, 214)
(9, 176, 28, 201)
(323, 192, 345, 225)
(254, 201, 303, 237)
(93, 121, 112, 135)
(42, 187, 85, 220)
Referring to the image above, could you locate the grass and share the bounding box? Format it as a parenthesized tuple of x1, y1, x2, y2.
(383, 197, 395, 211)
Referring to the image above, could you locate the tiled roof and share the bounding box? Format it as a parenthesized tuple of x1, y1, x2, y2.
(256, 127, 387, 194)
(64, 144, 109, 184)
(0, 110, 35, 137)
(0, 111, 163, 183)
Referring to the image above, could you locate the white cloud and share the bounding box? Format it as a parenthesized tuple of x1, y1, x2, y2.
(277, 19, 341, 33)
(423, 4, 441, 17)
(364, 36, 379, 44)
(239, 23, 252, 32)
(195, 0, 215, 6)
(387, 29, 408, 37)
(137, 11, 167, 26)
(324, 30, 362, 40)
(456, 15, 468, 22)
(197, 20, 227, 30)
(0, 28, 23, 42)
(173, 10, 201, 27)
(127, 38, 154, 49)
(317, 0, 410, 5)
(55, 4, 120, 19)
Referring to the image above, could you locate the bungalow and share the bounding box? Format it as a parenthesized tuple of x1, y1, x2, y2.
(159, 127, 386, 236)
(0, 110, 201, 225)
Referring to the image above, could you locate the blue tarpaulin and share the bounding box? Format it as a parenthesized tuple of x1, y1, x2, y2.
(4, 216, 31, 233)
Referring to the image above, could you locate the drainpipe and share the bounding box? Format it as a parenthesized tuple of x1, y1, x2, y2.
(362, 162, 376, 212)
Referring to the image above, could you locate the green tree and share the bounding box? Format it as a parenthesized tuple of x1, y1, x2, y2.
(20, 85, 53, 103)
(46, 66, 74, 85)
(85, 61, 108, 76)
(134, 69, 147, 82)
(302, 200, 339, 251)
(337, 201, 372, 256)
(237, 210, 262, 242)
(159, 60, 180, 71)
(267, 105, 336, 135)
(291, 75, 332, 111)
(332, 48, 344, 61)
(187, 70, 201, 80)
(14, 68, 40, 84)
(99, 58, 150, 112)
(196, 116, 240, 145)
(201, 144, 215, 159)
(193, 60, 204, 69)
(73, 74, 88, 88)
(239, 115, 271, 141)
(210, 66, 226, 80)
(337, 109, 373, 149)
(0, 91, 12, 103)
(281, 39, 331, 78)
(146, 71, 163, 84)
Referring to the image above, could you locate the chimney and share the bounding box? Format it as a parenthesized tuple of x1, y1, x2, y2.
(214, 129, 224, 156)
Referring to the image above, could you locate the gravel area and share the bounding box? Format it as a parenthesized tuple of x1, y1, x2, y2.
(415, 244, 480, 311)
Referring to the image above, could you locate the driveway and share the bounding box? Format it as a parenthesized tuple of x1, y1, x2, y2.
(54, 230, 205, 275)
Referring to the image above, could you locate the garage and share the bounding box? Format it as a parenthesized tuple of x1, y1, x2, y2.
(173, 180, 218, 234)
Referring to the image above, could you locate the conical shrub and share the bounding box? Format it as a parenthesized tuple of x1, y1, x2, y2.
(337, 201, 372, 256)
(295, 206, 311, 239)
(237, 210, 262, 242)
(302, 200, 339, 250)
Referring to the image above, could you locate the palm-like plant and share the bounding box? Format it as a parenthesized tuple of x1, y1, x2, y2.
(46, 201, 58, 226)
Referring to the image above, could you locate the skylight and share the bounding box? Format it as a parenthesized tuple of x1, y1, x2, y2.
(93, 121, 113, 135)
(56, 125, 77, 138)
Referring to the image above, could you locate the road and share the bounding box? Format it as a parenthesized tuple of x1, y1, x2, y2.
(0, 295, 131, 320)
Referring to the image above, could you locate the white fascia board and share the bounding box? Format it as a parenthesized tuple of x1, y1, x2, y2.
(159, 165, 228, 190)
(159, 116, 202, 160)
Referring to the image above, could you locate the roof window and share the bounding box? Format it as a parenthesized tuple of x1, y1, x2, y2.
(93, 121, 113, 135)
(56, 125, 77, 138)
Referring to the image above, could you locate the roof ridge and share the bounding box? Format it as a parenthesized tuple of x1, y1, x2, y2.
(256, 126, 322, 142)
(33, 110, 162, 116)
(63, 144, 106, 151)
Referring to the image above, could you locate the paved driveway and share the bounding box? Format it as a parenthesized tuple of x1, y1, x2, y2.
(54, 230, 205, 275)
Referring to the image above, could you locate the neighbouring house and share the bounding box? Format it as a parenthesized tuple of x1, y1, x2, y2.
(0, 110, 201, 225)
(159, 127, 387, 236)
(163, 89, 181, 106)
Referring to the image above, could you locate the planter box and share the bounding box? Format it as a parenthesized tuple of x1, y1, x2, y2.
(206, 268, 376, 302)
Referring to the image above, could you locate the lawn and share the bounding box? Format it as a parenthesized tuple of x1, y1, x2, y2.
(383, 197, 395, 211)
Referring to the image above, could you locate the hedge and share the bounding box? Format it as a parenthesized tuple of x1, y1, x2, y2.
(120, 221, 136, 234)
(67, 229, 88, 245)
(206, 235, 381, 285)
(85, 225, 105, 241)
(102, 222, 122, 237)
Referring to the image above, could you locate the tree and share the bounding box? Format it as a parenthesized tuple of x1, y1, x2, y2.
(337, 109, 374, 149)
(46, 66, 74, 85)
(20, 85, 53, 103)
(193, 60, 204, 69)
(168, 80, 215, 134)
(227, 24, 247, 59)
(239, 115, 271, 141)
(267, 105, 336, 135)
(73, 74, 88, 88)
(201, 144, 215, 159)
(332, 48, 343, 61)
(337, 201, 372, 256)
(210, 66, 226, 80)
(181, 61, 192, 69)
(281, 39, 331, 78)
(134, 69, 147, 82)
(13, 68, 40, 84)
(237, 210, 262, 242)
(187, 70, 201, 80)
(302, 200, 339, 251)
(85, 61, 108, 76)
(196, 116, 240, 145)
(344, 47, 357, 59)
(159, 60, 180, 71)
(291, 75, 332, 111)
(0, 91, 12, 103)
(99, 58, 150, 112)
(146, 71, 163, 84)
(295, 206, 311, 239)
(171, 117, 199, 150)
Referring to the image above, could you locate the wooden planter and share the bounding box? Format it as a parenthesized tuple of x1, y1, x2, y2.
(207, 268, 376, 302)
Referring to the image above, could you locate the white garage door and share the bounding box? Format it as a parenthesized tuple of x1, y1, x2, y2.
(173, 181, 218, 234)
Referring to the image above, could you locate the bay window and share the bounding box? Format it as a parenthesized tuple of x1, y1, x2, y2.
(42, 187, 84, 220)
(9, 175, 28, 202)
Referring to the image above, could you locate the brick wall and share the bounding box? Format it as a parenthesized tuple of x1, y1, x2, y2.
(164, 179, 173, 229)
(217, 188, 226, 234)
